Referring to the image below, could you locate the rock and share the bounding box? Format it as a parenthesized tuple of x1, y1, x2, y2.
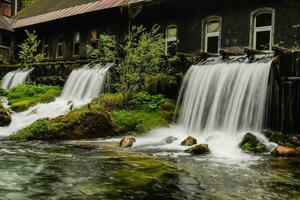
(120, 137, 136, 148)
(0, 104, 11, 126)
(271, 145, 300, 157)
(185, 144, 209, 155)
(181, 136, 197, 146)
(239, 133, 267, 153)
(162, 136, 178, 144)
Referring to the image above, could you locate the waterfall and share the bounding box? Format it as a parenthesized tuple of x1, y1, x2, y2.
(1, 69, 32, 90)
(177, 61, 271, 134)
(0, 64, 111, 136)
(132, 58, 274, 159)
(60, 64, 111, 102)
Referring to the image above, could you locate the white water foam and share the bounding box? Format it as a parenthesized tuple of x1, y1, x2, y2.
(131, 61, 275, 160)
(1, 69, 32, 90)
(0, 64, 111, 136)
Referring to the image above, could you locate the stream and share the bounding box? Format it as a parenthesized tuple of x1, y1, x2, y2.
(0, 140, 299, 200)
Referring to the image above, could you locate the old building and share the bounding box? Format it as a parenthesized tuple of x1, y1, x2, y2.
(0, 0, 299, 62)
(0, 0, 13, 62)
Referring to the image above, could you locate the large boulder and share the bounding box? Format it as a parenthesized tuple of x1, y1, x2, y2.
(181, 136, 197, 146)
(239, 133, 267, 153)
(0, 104, 11, 126)
(120, 137, 136, 148)
(185, 144, 210, 155)
(271, 145, 300, 157)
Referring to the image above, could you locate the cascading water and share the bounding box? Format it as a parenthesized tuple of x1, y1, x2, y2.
(131, 58, 275, 159)
(0, 64, 111, 136)
(1, 69, 32, 90)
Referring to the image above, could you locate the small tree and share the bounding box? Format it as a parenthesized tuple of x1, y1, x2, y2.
(86, 34, 117, 65)
(18, 30, 44, 64)
(115, 25, 165, 106)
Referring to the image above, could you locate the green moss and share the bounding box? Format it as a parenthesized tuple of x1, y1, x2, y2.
(7, 84, 62, 112)
(112, 110, 169, 135)
(239, 133, 267, 153)
(0, 87, 7, 96)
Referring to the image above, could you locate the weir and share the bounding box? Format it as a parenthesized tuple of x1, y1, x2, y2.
(0, 64, 111, 136)
(1, 69, 32, 90)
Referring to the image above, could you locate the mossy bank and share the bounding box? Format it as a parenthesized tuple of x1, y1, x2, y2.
(10, 92, 176, 141)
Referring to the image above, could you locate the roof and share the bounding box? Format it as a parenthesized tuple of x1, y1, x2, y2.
(13, 0, 149, 29)
(0, 15, 13, 31)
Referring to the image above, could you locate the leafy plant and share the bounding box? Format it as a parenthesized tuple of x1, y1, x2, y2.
(86, 34, 117, 65)
(115, 25, 165, 106)
(129, 92, 165, 111)
(18, 30, 44, 64)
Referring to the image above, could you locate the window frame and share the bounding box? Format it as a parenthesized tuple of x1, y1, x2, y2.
(56, 36, 64, 59)
(165, 25, 178, 55)
(250, 8, 275, 51)
(202, 16, 222, 54)
(42, 36, 49, 59)
(72, 31, 80, 57)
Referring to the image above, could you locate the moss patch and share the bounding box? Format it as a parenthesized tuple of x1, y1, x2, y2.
(7, 84, 62, 112)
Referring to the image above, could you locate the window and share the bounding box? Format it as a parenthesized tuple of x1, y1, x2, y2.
(1, 32, 10, 47)
(165, 25, 178, 55)
(203, 16, 222, 53)
(73, 32, 80, 56)
(90, 29, 98, 49)
(43, 36, 49, 59)
(57, 37, 64, 58)
(250, 8, 275, 51)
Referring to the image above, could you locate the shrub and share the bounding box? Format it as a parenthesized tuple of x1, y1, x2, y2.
(0, 87, 7, 96)
(129, 92, 165, 111)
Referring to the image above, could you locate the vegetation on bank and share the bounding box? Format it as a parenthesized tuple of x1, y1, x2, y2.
(7, 84, 62, 111)
(10, 92, 176, 141)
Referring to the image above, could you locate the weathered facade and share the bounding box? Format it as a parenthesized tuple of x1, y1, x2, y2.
(1, 0, 298, 62)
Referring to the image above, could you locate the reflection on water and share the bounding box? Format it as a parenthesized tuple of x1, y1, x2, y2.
(0, 141, 299, 200)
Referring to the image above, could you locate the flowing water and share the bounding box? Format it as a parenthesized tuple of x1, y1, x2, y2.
(0, 140, 298, 200)
(132, 59, 275, 159)
(1, 69, 32, 90)
(0, 64, 111, 136)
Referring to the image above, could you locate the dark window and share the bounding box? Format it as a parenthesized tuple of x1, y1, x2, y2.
(207, 36, 219, 53)
(73, 32, 80, 56)
(256, 31, 271, 50)
(256, 13, 272, 27)
(43, 36, 49, 59)
(57, 37, 64, 58)
(2, 32, 10, 47)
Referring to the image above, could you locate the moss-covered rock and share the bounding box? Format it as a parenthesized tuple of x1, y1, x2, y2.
(181, 136, 197, 146)
(239, 133, 267, 153)
(271, 145, 300, 157)
(10, 99, 114, 141)
(0, 103, 11, 126)
(263, 130, 300, 148)
(185, 144, 209, 155)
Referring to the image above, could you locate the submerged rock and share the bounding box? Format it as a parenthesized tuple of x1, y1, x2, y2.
(185, 144, 209, 155)
(181, 136, 197, 146)
(271, 145, 300, 157)
(162, 136, 178, 144)
(239, 133, 267, 153)
(0, 104, 11, 126)
(120, 137, 136, 148)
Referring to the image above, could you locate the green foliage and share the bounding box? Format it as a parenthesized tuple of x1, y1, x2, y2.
(112, 110, 169, 135)
(115, 25, 165, 106)
(129, 92, 165, 111)
(19, 0, 33, 10)
(0, 87, 7, 96)
(86, 34, 117, 65)
(18, 30, 44, 64)
(0, 55, 8, 65)
(7, 84, 61, 111)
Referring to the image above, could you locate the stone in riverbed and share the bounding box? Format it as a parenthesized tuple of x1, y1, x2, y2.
(120, 137, 136, 148)
(271, 145, 300, 157)
(0, 104, 11, 126)
(185, 144, 210, 155)
(181, 136, 197, 146)
(239, 132, 267, 153)
(162, 136, 178, 144)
